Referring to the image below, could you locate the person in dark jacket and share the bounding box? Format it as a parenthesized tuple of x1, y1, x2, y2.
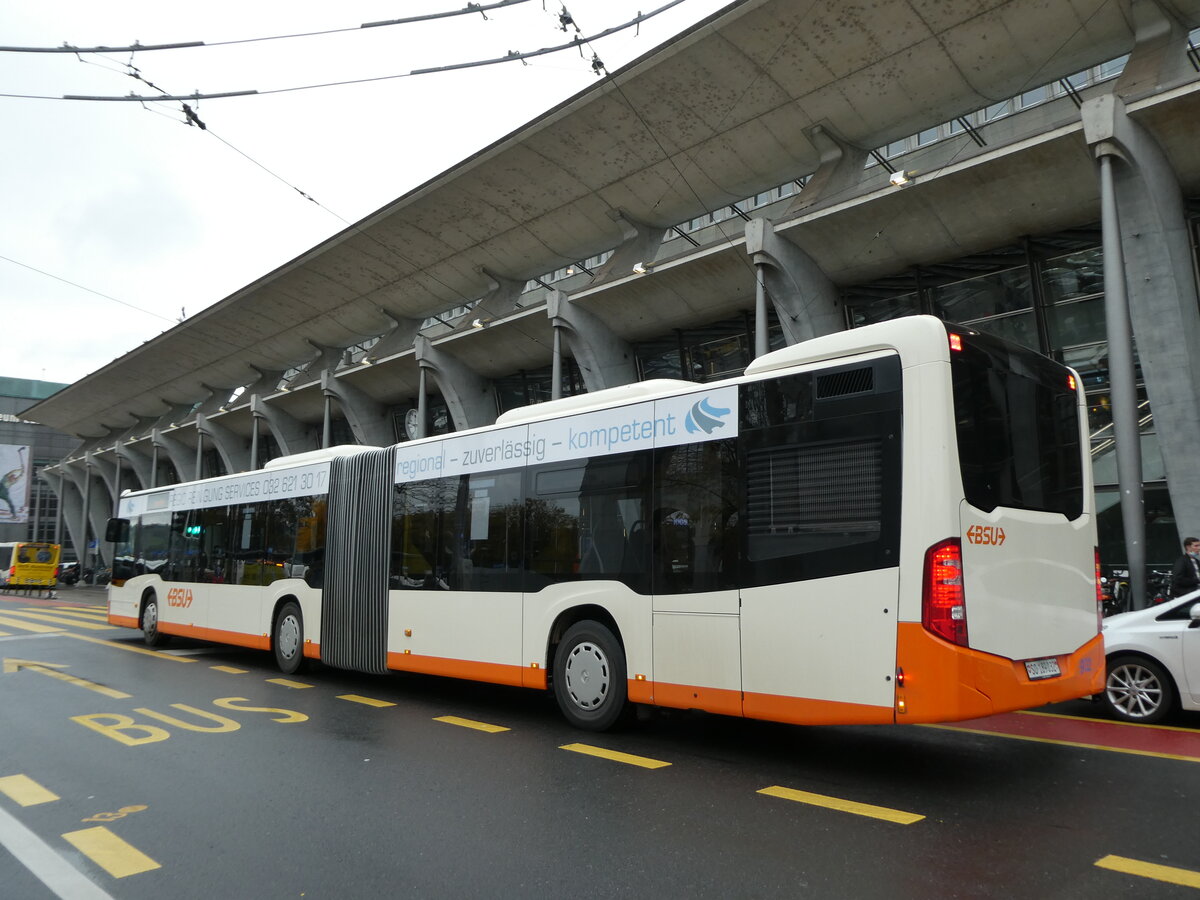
(1170, 536, 1200, 597)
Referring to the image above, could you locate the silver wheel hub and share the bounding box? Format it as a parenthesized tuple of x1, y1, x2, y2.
(1107, 663, 1163, 718)
(278, 614, 300, 660)
(144, 603, 157, 634)
(564, 641, 610, 710)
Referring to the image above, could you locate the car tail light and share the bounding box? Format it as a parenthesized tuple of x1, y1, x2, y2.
(923, 538, 967, 646)
(1094, 548, 1104, 630)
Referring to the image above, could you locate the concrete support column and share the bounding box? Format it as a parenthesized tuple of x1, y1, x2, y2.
(587, 210, 668, 287)
(416, 369, 429, 440)
(744, 218, 842, 345)
(551, 325, 564, 401)
(320, 370, 393, 447)
(1082, 92, 1200, 574)
(414, 335, 497, 431)
(196, 413, 251, 474)
(546, 291, 636, 392)
(115, 441, 154, 490)
(152, 429, 199, 484)
(786, 124, 870, 214)
(250, 394, 318, 458)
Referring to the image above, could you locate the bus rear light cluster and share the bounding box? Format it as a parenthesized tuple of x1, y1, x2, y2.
(923, 538, 968, 646)
(1094, 547, 1104, 630)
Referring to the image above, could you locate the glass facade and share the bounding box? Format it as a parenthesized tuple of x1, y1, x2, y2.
(843, 228, 1189, 572)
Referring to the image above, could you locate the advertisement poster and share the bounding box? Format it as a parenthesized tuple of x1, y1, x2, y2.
(0, 443, 31, 524)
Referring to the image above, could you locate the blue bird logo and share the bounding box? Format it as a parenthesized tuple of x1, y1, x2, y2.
(684, 396, 731, 434)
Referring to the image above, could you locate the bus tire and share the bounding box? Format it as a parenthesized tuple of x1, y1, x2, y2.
(553, 620, 627, 731)
(141, 595, 168, 647)
(273, 601, 304, 675)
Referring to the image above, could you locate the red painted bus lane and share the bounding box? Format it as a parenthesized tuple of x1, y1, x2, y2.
(929, 710, 1200, 762)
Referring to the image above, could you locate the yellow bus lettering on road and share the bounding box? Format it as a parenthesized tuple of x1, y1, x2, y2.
(212, 697, 308, 723)
(135, 704, 240, 733)
(71, 714, 171, 746)
(72, 699, 309, 744)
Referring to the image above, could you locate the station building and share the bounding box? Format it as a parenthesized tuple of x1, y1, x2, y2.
(25, 0, 1200, 577)
(0, 377, 73, 552)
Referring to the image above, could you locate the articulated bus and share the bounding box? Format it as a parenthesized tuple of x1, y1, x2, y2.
(0, 541, 61, 592)
(106, 316, 1103, 730)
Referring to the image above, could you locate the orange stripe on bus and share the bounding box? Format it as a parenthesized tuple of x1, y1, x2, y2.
(744, 691, 895, 726)
(895, 623, 1104, 724)
(648, 681, 744, 717)
(386, 651, 528, 688)
(303, 642, 321, 660)
(108, 614, 139, 629)
(158, 622, 271, 651)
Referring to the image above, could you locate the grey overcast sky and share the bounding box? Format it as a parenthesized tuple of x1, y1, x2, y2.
(0, 0, 731, 388)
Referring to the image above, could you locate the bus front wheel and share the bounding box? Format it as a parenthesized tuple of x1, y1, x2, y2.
(273, 601, 304, 675)
(141, 595, 168, 647)
(553, 620, 627, 731)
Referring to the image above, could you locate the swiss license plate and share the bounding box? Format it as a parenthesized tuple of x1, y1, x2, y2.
(1024, 657, 1061, 681)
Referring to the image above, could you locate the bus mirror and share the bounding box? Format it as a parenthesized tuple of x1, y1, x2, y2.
(105, 518, 130, 543)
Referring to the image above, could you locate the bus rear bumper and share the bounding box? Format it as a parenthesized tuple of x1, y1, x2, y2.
(895, 623, 1104, 724)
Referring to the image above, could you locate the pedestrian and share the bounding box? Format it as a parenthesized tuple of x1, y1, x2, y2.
(1170, 536, 1200, 598)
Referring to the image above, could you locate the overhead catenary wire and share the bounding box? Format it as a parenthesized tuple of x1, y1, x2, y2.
(0, 253, 178, 324)
(0, 0, 691, 103)
(0, 0, 532, 54)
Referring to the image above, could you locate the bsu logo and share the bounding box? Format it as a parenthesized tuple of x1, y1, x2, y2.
(684, 396, 731, 435)
(166, 587, 193, 608)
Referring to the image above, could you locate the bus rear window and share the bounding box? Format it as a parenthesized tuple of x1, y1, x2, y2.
(949, 329, 1083, 520)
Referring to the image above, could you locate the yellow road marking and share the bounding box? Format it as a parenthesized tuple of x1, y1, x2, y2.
(758, 785, 924, 824)
(0, 615, 62, 634)
(922, 723, 1200, 764)
(434, 715, 510, 733)
(266, 678, 312, 689)
(210, 665, 247, 674)
(0, 775, 60, 807)
(62, 826, 160, 878)
(0, 629, 11, 637)
(23, 607, 110, 622)
(61, 633, 196, 662)
(1095, 854, 1200, 888)
(338, 694, 396, 708)
(3, 658, 131, 699)
(560, 743, 670, 769)
(1, 610, 114, 631)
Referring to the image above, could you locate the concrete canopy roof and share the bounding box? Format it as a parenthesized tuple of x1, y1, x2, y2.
(28, 0, 1200, 438)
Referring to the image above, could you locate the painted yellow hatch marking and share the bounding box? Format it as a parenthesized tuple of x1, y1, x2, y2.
(7, 610, 113, 630)
(266, 678, 312, 689)
(560, 743, 670, 769)
(62, 826, 161, 878)
(0, 615, 61, 634)
(62, 633, 196, 662)
(1095, 855, 1200, 888)
(0, 629, 11, 637)
(338, 694, 396, 708)
(23, 607, 110, 622)
(434, 715, 510, 733)
(757, 786, 924, 824)
(3, 658, 132, 699)
(0, 774, 60, 807)
(210, 666, 247, 674)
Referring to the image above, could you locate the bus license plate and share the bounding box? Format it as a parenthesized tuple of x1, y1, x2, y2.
(1024, 658, 1061, 680)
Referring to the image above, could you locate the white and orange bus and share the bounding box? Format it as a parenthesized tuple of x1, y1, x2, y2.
(106, 316, 1103, 730)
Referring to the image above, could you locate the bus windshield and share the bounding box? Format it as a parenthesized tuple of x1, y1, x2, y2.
(949, 328, 1083, 520)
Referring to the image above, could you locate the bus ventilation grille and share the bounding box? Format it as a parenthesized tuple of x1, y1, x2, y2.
(816, 367, 874, 399)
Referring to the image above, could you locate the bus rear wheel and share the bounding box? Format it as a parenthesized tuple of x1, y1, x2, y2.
(141, 595, 168, 647)
(553, 620, 627, 731)
(273, 601, 304, 675)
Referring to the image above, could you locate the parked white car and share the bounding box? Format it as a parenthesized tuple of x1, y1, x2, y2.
(1100, 590, 1200, 723)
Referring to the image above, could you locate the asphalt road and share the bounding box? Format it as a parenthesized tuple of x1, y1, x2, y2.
(2, 588, 1198, 899)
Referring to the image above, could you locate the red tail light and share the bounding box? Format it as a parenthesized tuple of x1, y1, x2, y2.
(923, 538, 967, 646)
(1094, 548, 1104, 629)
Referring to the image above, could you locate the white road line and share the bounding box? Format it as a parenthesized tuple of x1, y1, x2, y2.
(0, 804, 114, 900)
